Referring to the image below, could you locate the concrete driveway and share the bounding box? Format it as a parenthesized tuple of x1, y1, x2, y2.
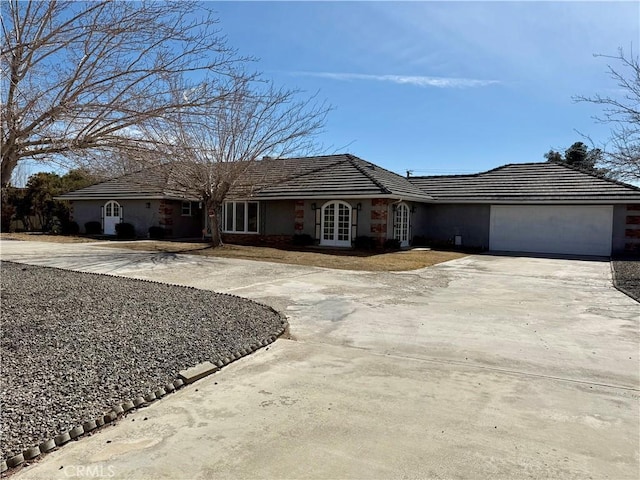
(2, 240, 639, 479)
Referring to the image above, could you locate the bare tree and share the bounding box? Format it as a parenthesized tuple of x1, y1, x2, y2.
(1, 0, 245, 187)
(574, 47, 640, 181)
(147, 77, 330, 246)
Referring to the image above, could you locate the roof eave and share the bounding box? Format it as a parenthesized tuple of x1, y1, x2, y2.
(429, 198, 640, 204)
(234, 193, 435, 202)
(54, 195, 200, 201)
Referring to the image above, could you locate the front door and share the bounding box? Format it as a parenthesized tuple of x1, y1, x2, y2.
(321, 201, 351, 247)
(103, 200, 122, 235)
(394, 203, 410, 247)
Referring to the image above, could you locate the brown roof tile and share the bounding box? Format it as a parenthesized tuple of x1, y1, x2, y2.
(409, 162, 640, 203)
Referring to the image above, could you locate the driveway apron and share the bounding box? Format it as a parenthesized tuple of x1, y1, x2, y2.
(2, 240, 638, 479)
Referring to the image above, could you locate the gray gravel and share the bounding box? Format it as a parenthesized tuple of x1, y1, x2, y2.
(0, 261, 285, 461)
(611, 259, 640, 302)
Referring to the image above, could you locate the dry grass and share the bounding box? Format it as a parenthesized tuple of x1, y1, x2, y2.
(104, 240, 467, 271)
(0, 232, 103, 243)
(0, 233, 467, 271)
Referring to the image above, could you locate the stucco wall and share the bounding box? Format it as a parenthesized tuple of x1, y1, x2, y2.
(69, 200, 105, 233)
(69, 199, 201, 237)
(264, 200, 296, 235)
(415, 204, 491, 249)
(260, 199, 395, 242)
(162, 200, 203, 238)
(223, 198, 424, 246)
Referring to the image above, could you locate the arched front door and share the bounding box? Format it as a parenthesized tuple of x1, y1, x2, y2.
(394, 203, 410, 247)
(321, 201, 351, 247)
(103, 200, 122, 235)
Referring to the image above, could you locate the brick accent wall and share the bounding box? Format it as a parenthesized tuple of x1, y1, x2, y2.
(370, 198, 389, 246)
(624, 204, 640, 253)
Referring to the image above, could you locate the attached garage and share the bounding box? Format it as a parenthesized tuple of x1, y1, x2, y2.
(489, 205, 613, 256)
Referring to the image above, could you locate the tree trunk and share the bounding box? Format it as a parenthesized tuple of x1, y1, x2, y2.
(207, 200, 223, 247)
(1, 152, 19, 188)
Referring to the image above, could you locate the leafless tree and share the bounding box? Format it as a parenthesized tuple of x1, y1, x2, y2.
(146, 77, 330, 246)
(575, 47, 640, 181)
(1, 0, 246, 187)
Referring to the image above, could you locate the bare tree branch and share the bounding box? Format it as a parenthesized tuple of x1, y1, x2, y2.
(138, 76, 331, 246)
(574, 46, 640, 181)
(1, 0, 249, 186)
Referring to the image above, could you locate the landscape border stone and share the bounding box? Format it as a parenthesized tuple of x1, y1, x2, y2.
(83, 420, 97, 433)
(144, 392, 157, 402)
(0, 260, 289, 473)
(38, 439, 56, 453)
(69, 426, 84, 439)
(178, 361, 219, 385)
(23, 446, 40, 461)
(6, 454, 24, 468)
(54, 432, 71, 446)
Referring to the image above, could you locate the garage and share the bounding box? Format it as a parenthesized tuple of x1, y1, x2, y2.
(489, 205, 613, 256)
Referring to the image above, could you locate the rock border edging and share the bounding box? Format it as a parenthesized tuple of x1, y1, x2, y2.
(0, 261, 288, 475)
(610, 261, 640, 303)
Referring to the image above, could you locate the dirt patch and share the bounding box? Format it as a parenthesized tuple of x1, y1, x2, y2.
(0, 235, 466, 270)
(0, 232, 103, 244)
(99, 240, 467, 271)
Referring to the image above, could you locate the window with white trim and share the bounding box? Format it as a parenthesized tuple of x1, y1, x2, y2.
(181, 201, 192, 216)
(223, 201, 259, 233)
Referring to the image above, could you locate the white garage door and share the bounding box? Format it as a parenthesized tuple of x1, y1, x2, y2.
(489, 205, 613, 256)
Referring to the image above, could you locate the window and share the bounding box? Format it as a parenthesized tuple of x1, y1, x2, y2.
(181, 201, 192, 216)
(223, 201, 259, 233)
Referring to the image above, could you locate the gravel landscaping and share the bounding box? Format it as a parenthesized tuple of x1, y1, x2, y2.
(0, 261, 286, 463)
(611, 259, 640, 302)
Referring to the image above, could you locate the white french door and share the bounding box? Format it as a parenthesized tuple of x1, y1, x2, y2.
(394, 203, 410, 247)
(321, 201, 351, 247)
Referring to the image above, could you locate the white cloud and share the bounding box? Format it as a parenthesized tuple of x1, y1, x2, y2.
(291, 71, 500, 88)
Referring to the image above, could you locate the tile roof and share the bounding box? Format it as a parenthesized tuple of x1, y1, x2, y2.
(56, 164, 200, 201)
(237, 154, 431, 200)
(408, 162, 640, 203)
(58, 154, 431, 201)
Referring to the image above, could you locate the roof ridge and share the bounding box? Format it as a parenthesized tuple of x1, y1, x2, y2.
(408, 161, 636, 184)
(547, 159, 640, 192)
(345, 154, 391, 194)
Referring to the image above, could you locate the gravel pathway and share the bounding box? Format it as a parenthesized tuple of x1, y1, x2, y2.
(0, 261, 285, 462)
(611, 259, 640, 302)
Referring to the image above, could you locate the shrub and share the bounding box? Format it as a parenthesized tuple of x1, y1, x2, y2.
(115, 222, 135, 239)
(292, 233, 314, 246)
(148, 226, 165, 239)
(63, 221, 80, 235)
(383, 238, 401, 250)
(354, 235, 377, 250)
(84, 221, 102, 234)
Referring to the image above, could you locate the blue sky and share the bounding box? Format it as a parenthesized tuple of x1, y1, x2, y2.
(211, 0, 639, 176)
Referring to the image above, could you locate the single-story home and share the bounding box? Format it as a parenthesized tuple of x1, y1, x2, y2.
(57, 154, 640, 256)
